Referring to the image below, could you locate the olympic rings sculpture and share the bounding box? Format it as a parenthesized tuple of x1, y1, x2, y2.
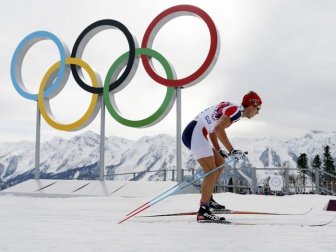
(10, 5, 220, 131)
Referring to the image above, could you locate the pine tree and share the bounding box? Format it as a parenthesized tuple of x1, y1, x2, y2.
(322, 146, 335, 190)
(297, 153, 308, 193)
(311, 155, 322, 190)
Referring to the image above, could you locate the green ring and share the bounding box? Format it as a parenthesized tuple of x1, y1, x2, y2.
(103, 48, 176, 128)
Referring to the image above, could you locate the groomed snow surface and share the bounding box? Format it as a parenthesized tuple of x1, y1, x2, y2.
(1, 193, 336, 252)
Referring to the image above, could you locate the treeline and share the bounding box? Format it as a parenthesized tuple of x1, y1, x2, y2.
(297, 145, 335, 193)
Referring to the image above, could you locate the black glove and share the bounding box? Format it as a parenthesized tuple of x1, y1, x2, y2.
(218, 149, 228, 158)
(229, 149, 247, 161)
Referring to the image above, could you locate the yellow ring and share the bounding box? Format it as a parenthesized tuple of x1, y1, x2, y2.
(38, 57, 100, 131)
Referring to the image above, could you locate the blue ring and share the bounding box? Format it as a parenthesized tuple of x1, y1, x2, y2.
(10, 31, 68, 101)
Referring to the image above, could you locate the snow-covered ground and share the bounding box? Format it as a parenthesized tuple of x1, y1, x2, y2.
(0, 193, 336, 252)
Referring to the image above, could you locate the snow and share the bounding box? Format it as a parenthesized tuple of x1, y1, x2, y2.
(1, 193, 336, 252)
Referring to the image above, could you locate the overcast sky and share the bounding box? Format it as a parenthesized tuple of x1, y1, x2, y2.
(1, 0, 336, 143)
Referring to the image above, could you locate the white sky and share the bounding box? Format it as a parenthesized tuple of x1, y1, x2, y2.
(1, 0, 336, 142)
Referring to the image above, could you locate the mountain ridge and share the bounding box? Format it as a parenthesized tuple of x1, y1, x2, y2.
(0, 130, 335, 189)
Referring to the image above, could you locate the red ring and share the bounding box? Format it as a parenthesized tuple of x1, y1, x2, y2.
(141, 5, 219, 88)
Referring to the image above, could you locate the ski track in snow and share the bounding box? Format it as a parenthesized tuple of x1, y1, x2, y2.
(0, 193, 336, 252)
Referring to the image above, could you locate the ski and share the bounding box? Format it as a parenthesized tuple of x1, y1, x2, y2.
(137, 207, 313, 218)
(197, 216, 336, 227)
(307, 216, 336, 227)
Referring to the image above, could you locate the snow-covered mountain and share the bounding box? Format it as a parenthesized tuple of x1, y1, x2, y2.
(0, 130, 335, 189)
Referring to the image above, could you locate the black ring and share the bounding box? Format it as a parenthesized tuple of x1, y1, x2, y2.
(71, 19, 136, 94)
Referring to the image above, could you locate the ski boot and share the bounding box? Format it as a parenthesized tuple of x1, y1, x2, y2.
(197, 205, 227, 223)
(209, 196, 227, 214)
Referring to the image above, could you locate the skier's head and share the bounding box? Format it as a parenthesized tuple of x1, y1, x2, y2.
(241, 91, 262, 118)
(242, 91, 262, 107)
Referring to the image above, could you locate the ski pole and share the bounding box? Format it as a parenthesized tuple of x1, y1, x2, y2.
(125, 169, 204, 217)
(124, 153, 247, 217)
(118, 160, 232, 224)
